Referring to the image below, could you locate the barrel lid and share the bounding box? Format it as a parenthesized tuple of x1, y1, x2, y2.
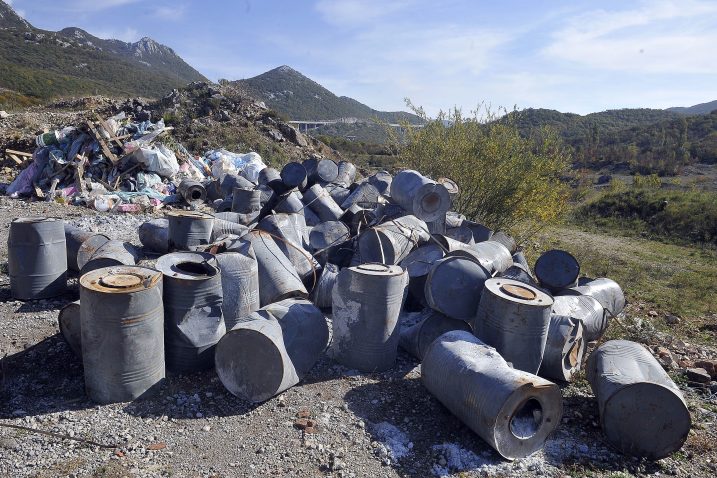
(99, 273, 142, 289)
(13, 216, 59, 224)
(354, 263, 403, 276)
(165, 210, 214, 220)
(81, 266, 161, 293)
(485, 277, 553, 306)
(501, 283, 537, 300)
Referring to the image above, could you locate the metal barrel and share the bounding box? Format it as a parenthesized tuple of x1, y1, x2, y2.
(281, 162, 308, 190)
(437, 177, 459, 202)
(472, 278, 553, 374)
(340, 204, 376, 235)
(245, 230, 308, 306)
(551, 295, 607, 342)
(156, 252, 225, 373)
(80, 266, 164, 404)
(537, 315, 585, 382)
(310, 263, 339, 310)
(367, 171, 392, 196)
(58, 300, 82, 357)
(330, 263, 408, 372)
(491, 231, 518, 254)
(434, 233, 473, 252)
(426, 214, 447, 235)
(211, 218, 249, 241)
(274, 191, 305, 214)
(309, 221, 350, 264)
(303, 205, 322, 226)
(8, 217, 67, 300)
(216, 247, 260, 329)
(258, 167, 287, 194)
(213, 198, 233, 212)
(257, 184, 277, 216)
(231, 186, 262, 214)
(139, 218, 169, 254)
(586, 340, 691, 460)
(215, 298, 329, 403)
(560, 278, 625, 318)
(512, 250, 531, 274)
(335, 161, 357, 187)
(399, 308, 471, 360)
(399, 243, 445, 306)
(469, 240, 514, 273)
(357, 215, 429, 265)
(166, 210, 214, 251)
(445, 224, 475, 245)
(64, 225, 95, 272)
(177, 179, 207, 204)
(80, 240, 137, 276)
(534, 249, 580, 292)
(389, 170, 451, 221)
(214, 211, 243, 223)
(324, 183, 351, 206)
(257, 214, 315, 280)
(220, 172, 254, 198)
(340, 182, 381, 210)
(445, 211, 466, 228)
(302, 184, 344, 221)
(425, 256, 491, 321)
(422, 330, 562, 460)
(498, 265, 542, 289)
(463, 220, 493, 242)
(76, 233, 111, 272)
(303, 158, 339, 184)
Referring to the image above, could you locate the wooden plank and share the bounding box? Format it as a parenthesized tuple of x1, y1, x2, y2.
(87, 121, 119, 164)
(95, 113, 124, 147)
(8, 154, 23, 165)
(33, 183, 44, 199)
(5, 149, 33, 157)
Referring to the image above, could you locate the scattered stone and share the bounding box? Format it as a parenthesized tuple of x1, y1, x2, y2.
(648, 310, 658, 317)
(694, 360, 717, 379)
(665, 314, 681, 325)
(685, 368, 712, 384)
(0, 111, 9, 119)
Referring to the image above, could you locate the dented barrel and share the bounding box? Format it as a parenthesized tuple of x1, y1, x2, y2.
(9, 217, 67, 300)
(587, 340, 691, 460)
(330, 264, 408, 371)
(399, 243, 445, 306)
(139, 218, 169, 254)
(367, 171, 392, 196)
(166, 210, 214, 251)
(390, 170, 451, 221)
(216, 246, 260, 329)
(257, 214, 315, 281)
(422, 331, 562, 459)
(310, 263, 339, 310)
(156, 252, 225, 373)
(340, 182, 380, 210)
(303, 184, 344, 221)
(357, 215, 429, 265)
(472, 278, 553, 373)
(538, 315, 585, 382)
(552, 295, 607, 342)
(560, 278, 625, 318)
(399, 308, 471, 360)
(335, 161, 357, 187)
(80, 266, 164, 404)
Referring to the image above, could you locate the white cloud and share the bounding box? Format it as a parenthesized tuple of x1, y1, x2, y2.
(92, 26, 140, 42)
(153, 5, 186, 21)
(315, 0, 413, 27)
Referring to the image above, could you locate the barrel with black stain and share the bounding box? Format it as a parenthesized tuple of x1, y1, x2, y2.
(156, 252, 226, 373)
(8, 217, 67, 300)
(80, 266, 165, 404)
(534, 249, 580, 293)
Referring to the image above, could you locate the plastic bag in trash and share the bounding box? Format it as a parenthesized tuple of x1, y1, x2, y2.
(206, 149, 266, 183)
(130, 144, 179, 178)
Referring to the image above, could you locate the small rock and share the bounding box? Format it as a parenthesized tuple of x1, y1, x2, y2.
(665, 314, 681, 325)
(694, 360, 717, 379)
(685, 368, 712, 384)
(648, 310, 658, 317)
(202, 425, 211, 432)
(0, 111, 9, 119)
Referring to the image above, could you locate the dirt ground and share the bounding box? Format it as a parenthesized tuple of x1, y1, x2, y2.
(0, 198, 716, 478)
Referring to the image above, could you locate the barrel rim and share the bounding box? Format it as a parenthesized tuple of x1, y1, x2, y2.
(80, 265, 162, 293)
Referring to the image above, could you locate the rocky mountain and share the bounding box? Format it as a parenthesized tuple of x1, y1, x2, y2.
(235, 66, 423, 124)
(0, 0, 206, 107)
(668, 100, 717, 116)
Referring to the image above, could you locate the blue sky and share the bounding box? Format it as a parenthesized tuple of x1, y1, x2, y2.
(6, 0, 717, 115)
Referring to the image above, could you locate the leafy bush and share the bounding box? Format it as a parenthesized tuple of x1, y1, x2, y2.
(395, 104, 571, 237)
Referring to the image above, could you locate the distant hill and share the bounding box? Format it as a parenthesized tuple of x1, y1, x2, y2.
(0, 0, 206, 107)
(234, 66, 423, 124)
(667, 100, 717, 116)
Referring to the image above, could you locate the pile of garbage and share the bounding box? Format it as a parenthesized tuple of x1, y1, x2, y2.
(6, 161, 691, 463)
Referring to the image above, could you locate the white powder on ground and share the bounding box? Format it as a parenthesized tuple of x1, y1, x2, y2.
(371, 421, 413, 460)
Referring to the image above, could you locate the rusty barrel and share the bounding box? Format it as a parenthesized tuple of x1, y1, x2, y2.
(330, 263, 408, 372)
(177, 179, 207, 204)
(80, 240, 137, 275)
(472, 278, 553, 374)
(302, 184, 344, 221)
(534, 249, 580, 292)
(216, 245, 260, 329)
(390, 170, 451, 221)
(166, 210, 214, 251)
(156, 252, 225, 373)
(215, 298, 329, 403)
(399, 308, 471, 360)
(80, 266, 164, 404)
(422, 330, 562, 459)
(8, 217, 67, 300)
(139, 218, 169, 254)
(587, 340, 691, 460)
(551, 294, 607, 342)
(537, 315, 585, 382)
(58, 300, 82, 357)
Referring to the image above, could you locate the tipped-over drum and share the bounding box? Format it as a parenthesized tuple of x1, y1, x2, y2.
(399, 308, 471, 360)
(534, 249, 580, 292)
(390, 170, 451, 221)
(425, 256, 491, 321)
(538, 315, 585, 382)
(216, 246, 260, 329)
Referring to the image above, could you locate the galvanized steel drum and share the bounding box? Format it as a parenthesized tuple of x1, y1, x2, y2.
(76, 233, 111, 272)
(231, 187, 262, 215)
(399, 243, 445, 306)
(258, 167, 286, 194)
(216, 246, 260, 329)
(310, 263, 339, 310)
(472, 278, 553, 374)
(156, 252, 225, 373)
(139, 218, 169, 254)
(552, 295, 607, 342)
(534, 249, 580, 292)
(257, 213, 315, 280)
(166, 210, 214, 251)
(560, 278, 625, 318)
(367, 171, 392, 196)
(274, 191, 305, 214)
(64, 225, 95, 272)
(390, 170, 451, 221)
(303, 158, 338, 184)
(399, 308, 471, 360)
(58, 300, 82, 357)
(340, 182, 381, 210)
(330, 263, 408, 371)
(80, 240, 137, 276)
(587, 340, 691, 460)
(422, 331, 562, 459)
(177, 179, 207, 204)
(537, 315, 585, 382)
(303, 184, 344, 221)
(357, 215, 429, 265)
(469, 240, 513, 273)
(425, 256, 491, 321)
(335, 161, 357, 187)
(280, 162, 308, 190)
(80, 266, 164, 404)
(9, 217, 67, 300)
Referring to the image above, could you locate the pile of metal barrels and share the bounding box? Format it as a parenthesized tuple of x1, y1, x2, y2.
(6, 159, 691, 462)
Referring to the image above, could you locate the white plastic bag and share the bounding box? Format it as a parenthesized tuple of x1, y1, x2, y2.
(132, 144, 179, 178)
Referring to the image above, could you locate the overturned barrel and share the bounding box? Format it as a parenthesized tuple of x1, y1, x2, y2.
(178, 179, 207, 205)
(139, 218, 169, 254)
(422, 331, 562, 459)
(399, 243, 445, 307)
(399, 308, 471, 360)
(80, 266, 164, 404)
(303, 158, 338, 184)
(281, 162, 308, 190)
(310, 263, 340, 310)
(552, 295, 607, 342)
(560, 278, 625, 318)
(425, 256, 491, 321)
(335, 161, 357, 187)
(166, 210, 214, 251)
(587, 340, 691, 460)
(470, 240, 513, 273)
(216, 246, 260, 329)
(340, 182, 380, 210)
(9, 217, 67, 300)
(64, 225, 95, 272)
(211, 218, 249, 241)
(303, 184, 344, 221)
(390, 170, 451, 221)
(472, 278, 553, 374)
(274, 191, 305, 214)
(58, 300, 82, 357)
(257, 214, 315, 281)
(76, 233, 111, 272)
(534, 249, 580, 293)
(215, 298, 329, 403)
(156, 252, 225, 373)
(367, 171, 392, 196)
(330, 264, 408, 372)
(80, 240, 137, 276)
(357, 215, 429, 265)
(538, 315, 585, 382)
(258, 167, 286, 194)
